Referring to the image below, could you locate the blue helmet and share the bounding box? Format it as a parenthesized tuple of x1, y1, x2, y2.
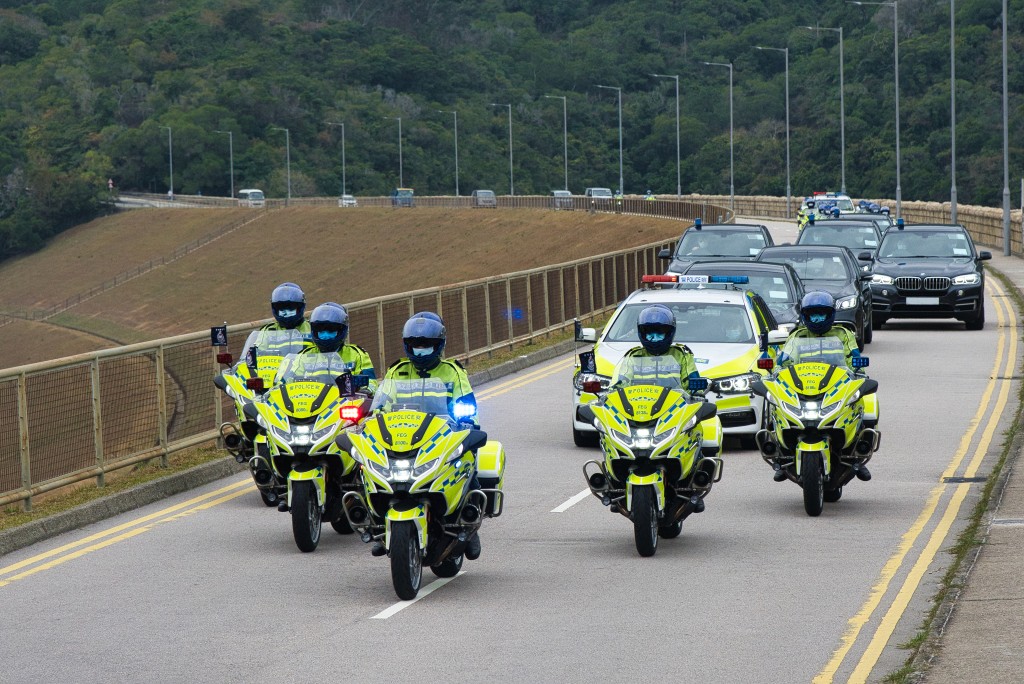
(403, 313, 446, 371)
(309, 303, 349, 353)
(831, 207, 841, 218)
(800, 291, 836, 335)
(636, 304, 676, 355)
(271, 282, 306, 329)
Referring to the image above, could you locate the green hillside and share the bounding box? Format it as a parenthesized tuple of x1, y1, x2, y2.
(0, 1, 1022, 261)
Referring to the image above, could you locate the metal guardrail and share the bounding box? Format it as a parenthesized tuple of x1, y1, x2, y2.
(0, 198, 720, 509)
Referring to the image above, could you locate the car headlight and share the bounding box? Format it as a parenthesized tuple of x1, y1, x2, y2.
(871, 274, 894, 285)
(836, 295, 858, 310)
(713, 373, 758, 393)
(953, 273, 980, 285)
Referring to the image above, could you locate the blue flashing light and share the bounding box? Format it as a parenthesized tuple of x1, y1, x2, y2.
(709, 275, 749, 284)
(688, 377, 709, 392)
(852, 356, 870, 369)
(693, 218, 702, 229)
(896, 218, 905, 229)
(453, 400, 477, 420)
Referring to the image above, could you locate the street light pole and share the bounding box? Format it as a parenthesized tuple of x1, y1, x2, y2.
(651, 74, 681, 197)
(754, 46, 791, 218)
(384, 117, 403, 188)
(271, 127, 291, 204)
(1002, 0, 1010, 254)
(949, 1, 957, 224)
(436, 110, 459, 196)
(802, 26, 846, 194)
(214, 130, 234, 198)
(596, 85, 624, 194)
(325, 122, 347, 195)
(543, 95, 569, 192)
(850, 1, 901, 217)
(490, 103, 514, 195)
(161, 126, 173, 198)
(702, 61, 735, 211)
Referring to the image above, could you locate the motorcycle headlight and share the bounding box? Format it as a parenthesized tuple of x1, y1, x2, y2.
(389, 458, 413, 482)
(713, 373, 757, 393)
(836, 295, 858, 310)
(953, 272, 980, 285)
(871, 274, 894, 285)
(798, 400, 822, 421)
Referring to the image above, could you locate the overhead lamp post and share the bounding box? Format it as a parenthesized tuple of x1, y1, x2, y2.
(1001, 0, 1010, 254)
(651, 73, 681, 197)
(596, 85, 624, 194)
(949, 2, 957, 224)
(271, 127, 291, 204)
(325, 122, 347, 195)
(384, 116, 403, 188)
(435, 110, 459, 196)
(543, 95, 569, 192)
(802, 25, 846, 194)
(754, 46, 791, 218)
(161, 126, 173, 198)
(490, 103, 514, 195)
(850, 1, 901, 218)
(213, 129, 234, 198)
(701, 61, 735, 211)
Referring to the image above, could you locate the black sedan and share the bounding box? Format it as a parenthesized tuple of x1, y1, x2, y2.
(681, 260, 806, 328)
(796, 219, 884, 271)
(755, 245, 874, 347)
(870, 223, 991, 330)
(660, 221, 774, 274)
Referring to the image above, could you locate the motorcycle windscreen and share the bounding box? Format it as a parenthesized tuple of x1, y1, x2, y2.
(372, 378, 453, 417)
(610, 355, 683, 390)
(274, 351, 354, 385)
(781, 336, 848, 368)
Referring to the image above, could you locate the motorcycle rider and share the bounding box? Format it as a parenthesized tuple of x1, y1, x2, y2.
(261, 282, 311, 335)
(775, 291, 865, 481)
(275, 303, 376, 390)
(373, 312, 483, 559)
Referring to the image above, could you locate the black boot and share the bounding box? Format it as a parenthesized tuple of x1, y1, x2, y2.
(854, 464, 872, 481)
(370, 541, 387, 557)
(773, 465, 787, 482)
(465, 532, 482, 560)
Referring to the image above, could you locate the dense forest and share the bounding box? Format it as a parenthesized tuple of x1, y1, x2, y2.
(0, 0, 1021, 260)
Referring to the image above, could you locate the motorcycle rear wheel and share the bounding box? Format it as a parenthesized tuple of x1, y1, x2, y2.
(802, 453, 825, 517)
(291, 481, 322, 552)
(632, 485, 659, 557)
(390, 521, 423, 600)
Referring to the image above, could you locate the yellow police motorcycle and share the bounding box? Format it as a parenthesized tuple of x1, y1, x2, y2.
(752, 334, 880, 516)
(576, 355, 723, 557)
(335, 377, 506, 600)
(243, 353, 370, 551)
(214, 328, 308, 506)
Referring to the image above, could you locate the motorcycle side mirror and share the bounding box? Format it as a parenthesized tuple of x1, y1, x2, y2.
(216, 352, 234, 365)
(582, 380, 603, 394)
(246, 377, 265, 392)
(576, 405, 596, 424)
(859, 378, 879, 396)
(694, 402, 717, 422)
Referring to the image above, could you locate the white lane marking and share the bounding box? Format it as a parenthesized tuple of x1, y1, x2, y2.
(369, 571, 466, 619)
(551, 489, 591, 513)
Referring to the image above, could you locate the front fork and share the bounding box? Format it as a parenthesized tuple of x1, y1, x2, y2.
(796, 440, 831, 478)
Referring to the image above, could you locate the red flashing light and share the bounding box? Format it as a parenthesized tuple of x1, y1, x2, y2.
(246, 377, 265, 391)
(757, 358, 775, 370)
(340, 405, 363, 422)
(216, 352, 233, 365)
(582, 380, 603, 394)
(641, 275, 678, 284)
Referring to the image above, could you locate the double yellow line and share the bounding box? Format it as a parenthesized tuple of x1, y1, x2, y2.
(0, 355, 575, 589)
(815, 279, 1017, 683)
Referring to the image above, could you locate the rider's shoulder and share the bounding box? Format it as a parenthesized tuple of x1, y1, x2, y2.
(671, 343, 693, 355)
(258, 322, 278, 331)
(440, 358, 466, 372)
(346, 343, 369, 355)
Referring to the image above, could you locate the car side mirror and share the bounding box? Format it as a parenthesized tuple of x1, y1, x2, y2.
(978, 251, 992, 261)
(577, 327, 597, 343)
(858, 251, 873, 261)
(658, 248, 673, 259)
(767, 329, 788, 345)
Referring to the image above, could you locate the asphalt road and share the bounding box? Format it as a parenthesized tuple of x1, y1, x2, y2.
(1, 220, 1017, 683)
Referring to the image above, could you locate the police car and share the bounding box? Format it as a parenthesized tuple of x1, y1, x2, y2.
(801, 192, 857, 217)
(572, 275, 783, 449)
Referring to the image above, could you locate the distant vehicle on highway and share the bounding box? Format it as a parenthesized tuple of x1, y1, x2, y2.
(584, 187, 613, 203)
(551, 190, 574, 209)
(471, 189, 497, 208)
(237, 189, 265, 207)
(391, 188, 415, 207)
(337, 194, 358, 207)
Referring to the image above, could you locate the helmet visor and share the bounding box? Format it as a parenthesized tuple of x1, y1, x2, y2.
(643, 331, 667, 343)
(315, 330, 339, 341)
(808, 313, 828, 324)
(276, 307, 298, 318)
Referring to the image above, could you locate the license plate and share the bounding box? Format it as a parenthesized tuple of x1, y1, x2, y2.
(906, 297, 939, 305)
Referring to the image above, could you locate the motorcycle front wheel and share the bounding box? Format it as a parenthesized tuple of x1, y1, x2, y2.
(390, 521, 423, 600)
(291, 481, 322, 552)
(802, 453, 825, 517)
(632, 485, 659, 557)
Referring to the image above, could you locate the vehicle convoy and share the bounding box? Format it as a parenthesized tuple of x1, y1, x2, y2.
(660, 219, 774, 274)
(795, 219, 884, 272)
(680, 260, 806, 328)
(335, 377, 505, 600)
(214, 328, 310, 506)
(243, 354, 371, 551)
(752, 332, 880, 516)
(577, 355, 723, 556)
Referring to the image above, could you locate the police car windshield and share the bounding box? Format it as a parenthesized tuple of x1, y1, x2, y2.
(612, 355, 684, 389)
(606, 302, 755, 345)
(676, 229, 767, 257)
(371, 378, 452, 418)
(688, 272, 796, 306)
(799, 226, 879, 250)
(878, 230, 973, 259)
(274, 351, 353, 385)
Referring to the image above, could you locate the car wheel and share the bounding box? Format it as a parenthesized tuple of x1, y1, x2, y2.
(872, 314, 888, 329)
(864, 317, 873, 345)
(965, 306, 985, 331)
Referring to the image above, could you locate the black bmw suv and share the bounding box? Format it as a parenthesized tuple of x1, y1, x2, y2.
(870, 222, 991, 330)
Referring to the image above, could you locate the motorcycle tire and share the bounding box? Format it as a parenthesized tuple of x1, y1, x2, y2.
(330, 516, 354, 534)
(658, 519, 683, 539)
(430, 553, 464, 578)
(632, 485, 659, 557)
(291, 481, 322, 553)
(824, 486, 843, 503)
(390, 521, 423, 600)
(802, 453, 825, 517)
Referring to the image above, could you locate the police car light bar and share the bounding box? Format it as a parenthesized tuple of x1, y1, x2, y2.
(641, 275, 678, 283)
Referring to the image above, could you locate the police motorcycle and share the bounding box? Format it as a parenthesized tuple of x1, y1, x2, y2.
(335, 377, 505, 600)
(751, 332, 880, 517)
(214, 328, 309, 506)
(577, 354, 723, 557)
(243, 353, 372, 551)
